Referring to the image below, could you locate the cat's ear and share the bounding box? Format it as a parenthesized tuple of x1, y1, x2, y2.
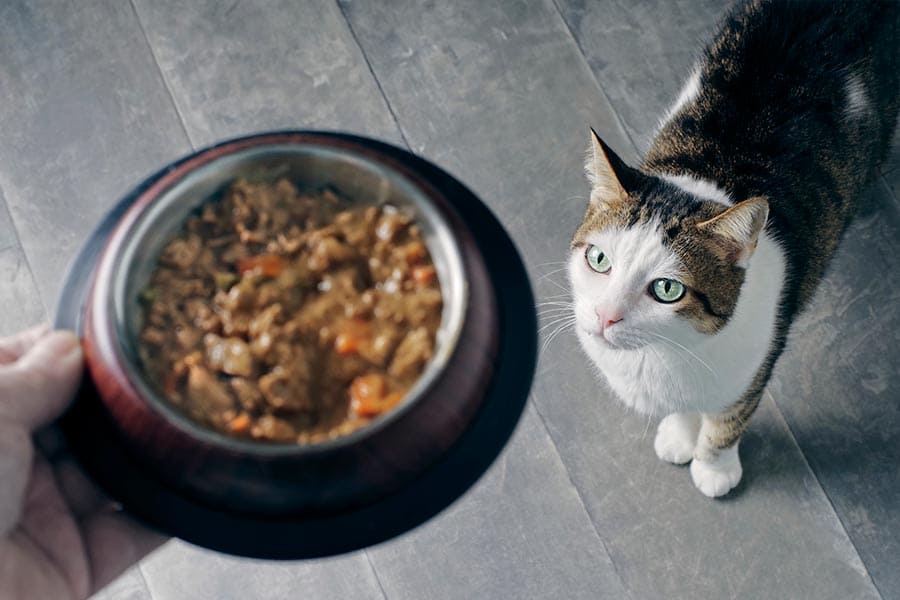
(586, 129, 639, 207)
(696, 198, 769, 268)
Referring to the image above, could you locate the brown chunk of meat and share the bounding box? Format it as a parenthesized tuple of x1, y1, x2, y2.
(159, 234, 202, 269)
(258, 361, 313, 412)
(389, 327, 434, 380)
(230, 378, 264, 412)
(204, 333, 254, 377)
(186, 365, 234, 416)
(249, 415, 297, 442)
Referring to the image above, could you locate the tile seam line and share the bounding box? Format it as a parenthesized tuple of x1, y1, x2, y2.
(529, 395, 635, 600)
(763, 389, 883, 598)
(335, 0, 412, 151)
(132, 560, 153, 600)
(128, 0, 196, 151)
(334, 3, 409, 597)
(0, 185, 48, 319)
(549, 0, 639, 158)
(363, 550, 390, 600)
(880, 172, 900, 210)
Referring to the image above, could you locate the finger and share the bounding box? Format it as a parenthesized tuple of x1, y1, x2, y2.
(82, 509, 167, 595)
(0, 421, 33, 536)
(0, 323, 50, 365)
(0, 330, 83, 431)
(19, 455, 92, 600)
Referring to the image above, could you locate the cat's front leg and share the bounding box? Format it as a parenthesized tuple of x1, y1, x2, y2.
(653, 412, 701, 464)
(689, 400, 758, 497)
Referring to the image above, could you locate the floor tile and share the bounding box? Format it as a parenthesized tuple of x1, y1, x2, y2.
(140, 541, 384, 600)
(368, 408, 628, 600)
(0, 245, 46, 336)
(0, 0, 191, 304)
(132, 0, 403, 148)
(91, 567, 152, 600)
(555, 0, 727, 151)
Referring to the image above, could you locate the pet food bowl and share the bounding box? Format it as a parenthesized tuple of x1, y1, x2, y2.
(54, 131, 536, 559)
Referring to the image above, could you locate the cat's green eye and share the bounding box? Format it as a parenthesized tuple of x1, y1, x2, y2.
(585, 245, 611, 273)
(650, 278, 686, 303)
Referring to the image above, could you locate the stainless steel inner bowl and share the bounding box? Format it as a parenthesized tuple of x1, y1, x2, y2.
(104, 143, 467, 453)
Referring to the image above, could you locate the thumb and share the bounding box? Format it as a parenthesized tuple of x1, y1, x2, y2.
(0, 330, 84, 431)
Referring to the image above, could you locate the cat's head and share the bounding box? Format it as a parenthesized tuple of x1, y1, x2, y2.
(568, 130, 769, 351)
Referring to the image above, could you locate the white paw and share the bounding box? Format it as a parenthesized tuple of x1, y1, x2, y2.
(654, 413, 701, 464)
(690, 444, 742, 498)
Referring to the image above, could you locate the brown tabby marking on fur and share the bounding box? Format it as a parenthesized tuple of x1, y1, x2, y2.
(700, 341, 781, 452)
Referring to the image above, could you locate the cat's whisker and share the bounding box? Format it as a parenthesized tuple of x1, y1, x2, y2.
(647, 344, 690, 415)
(650, 336, 701, 377)
(536, 302, 573, 309)
(537, 305, 573, 312)
(536, 267, 570, 282)
(540, 316, 576, 337)
(537, 308, 573, 317)
(538, 319, 575, 339)
(537, 300, 572, 307)
(540, 320, 576, 355)
(647, 332, 717, 378)
(535, 302, 575, 311)
(537, 304, 573, 313)
(533, 260, 569, 268)
(537, 311, 574, 321)
(538, 315, 576, 334)
(543, 277, 571, 294)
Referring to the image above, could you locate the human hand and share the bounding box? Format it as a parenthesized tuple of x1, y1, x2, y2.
(0, 325, 165, 600)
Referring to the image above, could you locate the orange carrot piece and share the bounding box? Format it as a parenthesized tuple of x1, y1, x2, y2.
(381, 392, 403, 411)
(412, 265, 436, 285)
(237, 253, 284, 277)
(335, 332, 361, 355)
(229, 413, 251, 434)
(335, 319, 371, 355)
(404, 241, 427, 263)
(350, 374, 388, 417)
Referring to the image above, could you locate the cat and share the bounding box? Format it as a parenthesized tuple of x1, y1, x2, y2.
(569, 0, 900, 497)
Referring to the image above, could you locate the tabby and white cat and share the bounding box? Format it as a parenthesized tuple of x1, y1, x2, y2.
(569, 0, 899, 497)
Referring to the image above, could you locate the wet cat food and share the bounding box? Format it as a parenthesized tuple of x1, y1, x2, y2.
(137, 178, 443, 444)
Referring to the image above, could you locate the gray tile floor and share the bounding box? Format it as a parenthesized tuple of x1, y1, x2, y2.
(1, 1, 898, 598)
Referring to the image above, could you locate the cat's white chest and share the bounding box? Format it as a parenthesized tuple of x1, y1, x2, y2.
(575, 331, 722, 414)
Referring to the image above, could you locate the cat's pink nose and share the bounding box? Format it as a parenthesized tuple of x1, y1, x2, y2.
(595, 308, 623, 330)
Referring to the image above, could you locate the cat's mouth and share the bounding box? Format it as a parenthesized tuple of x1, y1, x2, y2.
(582, 326, 619, 348)
(581, 326, 645, 351)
